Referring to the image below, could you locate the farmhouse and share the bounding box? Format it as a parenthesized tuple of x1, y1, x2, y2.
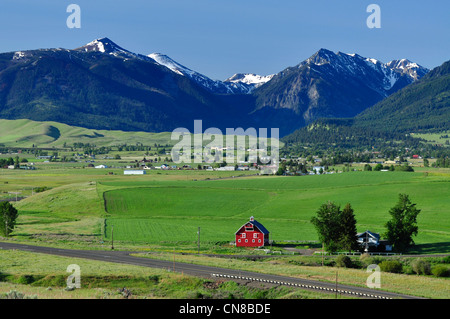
(357, 230, 393, 252)
(235, 216, 269, 247)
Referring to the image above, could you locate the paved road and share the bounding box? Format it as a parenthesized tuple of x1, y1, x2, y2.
(0, 241, 425, 299)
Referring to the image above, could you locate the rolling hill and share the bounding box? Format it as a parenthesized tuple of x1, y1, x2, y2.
(0, 119, 173, 148)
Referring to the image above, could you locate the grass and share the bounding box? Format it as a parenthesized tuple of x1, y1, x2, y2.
(0, 249, 337, 299)
(0, 118, 174, 148)
(412, 131, 450, 147)
(1, 160, 449, 300)
(6, 169, 449, 254)
(132, 252, 450, 299)
(99, 171, 450, 252)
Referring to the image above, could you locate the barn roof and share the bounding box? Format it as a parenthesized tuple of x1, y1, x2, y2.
(235, 216, 269, 235)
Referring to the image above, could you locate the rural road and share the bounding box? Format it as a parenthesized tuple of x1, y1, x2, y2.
(0, 241, 425, 300)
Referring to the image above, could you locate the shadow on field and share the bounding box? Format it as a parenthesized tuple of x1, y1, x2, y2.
(408, 242, 450, 255)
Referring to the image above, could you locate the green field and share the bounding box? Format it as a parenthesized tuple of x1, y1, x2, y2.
(99, 171, 450, 252)
(2, 161, 449, 299)
(0, 119, 173, 148)
(6, 163, 449, 254)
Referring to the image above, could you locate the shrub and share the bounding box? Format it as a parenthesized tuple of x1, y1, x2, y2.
(0, 290, 37, 299)
(16, 275, 35, 285)
(336, 255, 352, 268)
(411, 259, 431, 275)
(379, 260, 403, 273)
(442, 256, 450, 264)
(431, 265, 449, 277)
(359, 253, 383, 268)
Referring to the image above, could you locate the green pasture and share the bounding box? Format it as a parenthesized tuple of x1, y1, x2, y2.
(0, 118, 173, 148)
(6, 165, 449, 253)
(101, 171, 450, 252)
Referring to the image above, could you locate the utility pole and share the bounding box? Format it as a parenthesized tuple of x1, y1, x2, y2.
(111, 225, 114, 250)
(8, 191, 21, 202)
(335, 270, 338, 299)
(322, 243, 324, 266)
(197, 227, 200, 255)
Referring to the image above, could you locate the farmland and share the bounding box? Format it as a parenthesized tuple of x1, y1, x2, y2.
(100, 171, 450, 252)
(4, 162, 448, 254)
(0, 155, 449, 300)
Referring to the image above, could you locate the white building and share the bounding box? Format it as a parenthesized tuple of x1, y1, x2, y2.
(216, 166, 235, 171)
(124, 170, 146, 175)
(312, 166, 325, 174)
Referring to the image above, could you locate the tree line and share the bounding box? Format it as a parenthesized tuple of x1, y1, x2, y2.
(311, 194, 421, 253)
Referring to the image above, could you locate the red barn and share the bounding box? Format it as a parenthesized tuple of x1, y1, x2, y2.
(235, 216, 269, 247)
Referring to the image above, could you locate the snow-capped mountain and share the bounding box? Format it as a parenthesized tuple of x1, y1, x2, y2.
(0, 37, 433, 137)
(252, 48, 429, 129)
(78, 38, 275, 94)
(386, 58, 429, 81)
(148, 53, 238, 94)
(298, 49, 429, 95)
(225, 73, 275, 93)
(75, 37, 155, 63)
(147, 53, 272, 94)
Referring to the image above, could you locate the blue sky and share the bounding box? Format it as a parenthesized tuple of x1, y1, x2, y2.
(0, 0, 449, 80)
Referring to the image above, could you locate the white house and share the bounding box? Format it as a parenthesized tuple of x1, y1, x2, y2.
(124, 170, 146, 175)
(312, 166, 325, 174)
(216, 166, 235, 171)
(357, 230, 380, 251)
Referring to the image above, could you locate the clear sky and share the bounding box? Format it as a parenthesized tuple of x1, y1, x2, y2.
(0, 0, 448, 80)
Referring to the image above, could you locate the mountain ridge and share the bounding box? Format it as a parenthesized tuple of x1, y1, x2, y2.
(0, 37, 434, 137)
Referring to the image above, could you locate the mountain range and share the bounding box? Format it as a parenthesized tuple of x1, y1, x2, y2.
(0, 37, 441, 138)
(282, 59, 450, 151)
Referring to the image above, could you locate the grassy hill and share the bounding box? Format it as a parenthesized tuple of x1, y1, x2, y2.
(0, 119, 173, 148)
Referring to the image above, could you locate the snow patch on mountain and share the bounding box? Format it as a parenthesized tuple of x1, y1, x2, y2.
(76, 38, 428, 96)
(226, 73, 274, 86)
(147, 53, 273, 94)
(300, 49, 428, 93)
(148, 53, 194, 77)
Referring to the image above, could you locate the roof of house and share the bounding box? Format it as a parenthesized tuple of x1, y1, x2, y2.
(235, 216, 269, 235)
(357, 230, 380, 240)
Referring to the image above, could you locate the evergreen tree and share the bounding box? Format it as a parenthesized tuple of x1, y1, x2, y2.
(384, 194, 421, 252)
(311, 201, 359, 253)
(310, 202, 343, 253)
(339, 203, 359, 252)
(0, 201, 19, 237)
